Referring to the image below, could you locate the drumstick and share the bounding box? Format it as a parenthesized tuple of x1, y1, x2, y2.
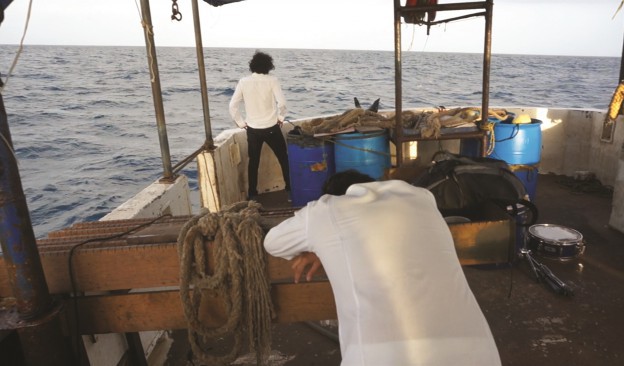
(525, 251, 542, 282)
(535, 261, 575, 297)
(527, 253, 575, 296)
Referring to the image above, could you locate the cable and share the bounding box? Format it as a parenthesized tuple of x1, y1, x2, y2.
(0, 131, 18, 167)
(304, 321, 340, 343)
(1, 0, 33, 93)
(67, 214, 172, 363)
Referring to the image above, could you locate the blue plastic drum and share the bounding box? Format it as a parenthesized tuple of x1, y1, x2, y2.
(334, 130, 391, 180)
(490, 119, 543, 165)
(287, 132, 335, 207)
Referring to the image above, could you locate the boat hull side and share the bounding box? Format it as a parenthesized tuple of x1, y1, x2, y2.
(88, 174, 192, 365)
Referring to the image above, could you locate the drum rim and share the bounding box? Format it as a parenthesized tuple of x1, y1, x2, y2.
(528, 223, 583, 245)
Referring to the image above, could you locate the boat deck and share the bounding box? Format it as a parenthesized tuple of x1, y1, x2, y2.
(166, 173, 624, 366)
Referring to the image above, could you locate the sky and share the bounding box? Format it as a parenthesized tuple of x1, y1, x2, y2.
(0, 0, 623, 57)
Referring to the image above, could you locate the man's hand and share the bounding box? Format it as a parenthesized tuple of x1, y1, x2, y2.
(291, 252, 322, 283)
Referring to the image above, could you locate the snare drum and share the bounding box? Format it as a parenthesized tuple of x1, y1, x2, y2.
(527, 224, 585, 260)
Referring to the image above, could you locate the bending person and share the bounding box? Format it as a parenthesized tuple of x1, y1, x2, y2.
(264, 170, 501, 365)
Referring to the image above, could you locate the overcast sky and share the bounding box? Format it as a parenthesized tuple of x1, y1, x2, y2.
(1, 0, 623, 56)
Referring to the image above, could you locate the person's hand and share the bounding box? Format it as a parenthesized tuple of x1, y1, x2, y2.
(277, 120, 283, 128)
(242, 123, 248, 129)
(291, 252, 322, 283)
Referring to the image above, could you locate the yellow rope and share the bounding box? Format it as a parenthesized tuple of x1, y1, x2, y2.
(607, 82, 624, 121)
(480, 122, 496, 156)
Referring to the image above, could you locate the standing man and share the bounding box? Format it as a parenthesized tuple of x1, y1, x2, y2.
(229, 51, 290, 199)
(264, 170, 501, 365)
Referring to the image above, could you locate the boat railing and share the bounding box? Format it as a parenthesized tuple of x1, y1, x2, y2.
(393, 0, 494, 164)
(138, 0, 215, 183)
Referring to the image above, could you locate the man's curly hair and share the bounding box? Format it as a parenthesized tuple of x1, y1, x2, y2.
(249, 51, 275, 74)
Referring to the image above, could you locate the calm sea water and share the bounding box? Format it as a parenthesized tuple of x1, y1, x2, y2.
(0, 45, 620, 238)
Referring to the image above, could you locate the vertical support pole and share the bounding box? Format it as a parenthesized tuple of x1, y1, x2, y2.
(620, 30, 624, 85)
(480, 0, 493, 127)
(191, 0, 215, 149)
(0, 92, 72, 364)
(618, 31, 624, 117)
(139, 0, 174, 181)
(393, 0, 404, 166)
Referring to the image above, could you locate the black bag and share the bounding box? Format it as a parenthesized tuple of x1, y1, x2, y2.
(413, 151, 537, 225)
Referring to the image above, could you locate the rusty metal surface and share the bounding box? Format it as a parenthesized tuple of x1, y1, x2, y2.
(1, 93, 53, 320)
(0, 298, 63, 331)
(1, 299, 72, 366)
(1, 93, 73, 365)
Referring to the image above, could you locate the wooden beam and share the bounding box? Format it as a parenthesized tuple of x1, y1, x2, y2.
(66, 282, 336, 334)
(0, 224, 511, 297)
(1, 205, 511, 297)
(0, 209, 511, 334)
(0, 244, 306, 297)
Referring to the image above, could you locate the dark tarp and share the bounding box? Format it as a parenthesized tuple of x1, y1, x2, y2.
(203, 0, 245, 6)
(0, 0, 12, 11)
(0, 0, 13, 25)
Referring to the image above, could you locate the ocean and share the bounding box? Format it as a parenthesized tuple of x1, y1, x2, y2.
(0, 45, 620, 238)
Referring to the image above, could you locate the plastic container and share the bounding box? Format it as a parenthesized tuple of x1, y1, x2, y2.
(287, 131, 335, 207)
(333, 130, 390, 180)
(489, 119, 542, 165)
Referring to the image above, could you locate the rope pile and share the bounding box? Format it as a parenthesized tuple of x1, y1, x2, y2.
(299, 108, 394, 135)
(177, 201, 274, 365)
(400, 107, 509, 139)
(555, 174, 614, 197)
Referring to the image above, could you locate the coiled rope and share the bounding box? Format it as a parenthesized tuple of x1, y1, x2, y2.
(177, 201, 274, 365)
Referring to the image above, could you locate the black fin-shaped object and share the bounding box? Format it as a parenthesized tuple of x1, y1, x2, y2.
(354, 97, 361, 109)
(368, 98, 380, 113)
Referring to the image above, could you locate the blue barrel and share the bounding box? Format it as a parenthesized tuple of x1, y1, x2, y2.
(334, 130, 391, 180)
(489, 119, 542, 165)
(510, 164, 539, 203)
(287, 132, 335, 207)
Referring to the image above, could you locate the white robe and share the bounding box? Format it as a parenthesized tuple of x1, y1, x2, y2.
(264, 180, 501, 366)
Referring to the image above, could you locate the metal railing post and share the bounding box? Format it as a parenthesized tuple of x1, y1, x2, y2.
(393, 0, 403, 165)
(139, 0, 174, 181)
(481, 0, 493, 126)
(192, 0, 215, 149)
